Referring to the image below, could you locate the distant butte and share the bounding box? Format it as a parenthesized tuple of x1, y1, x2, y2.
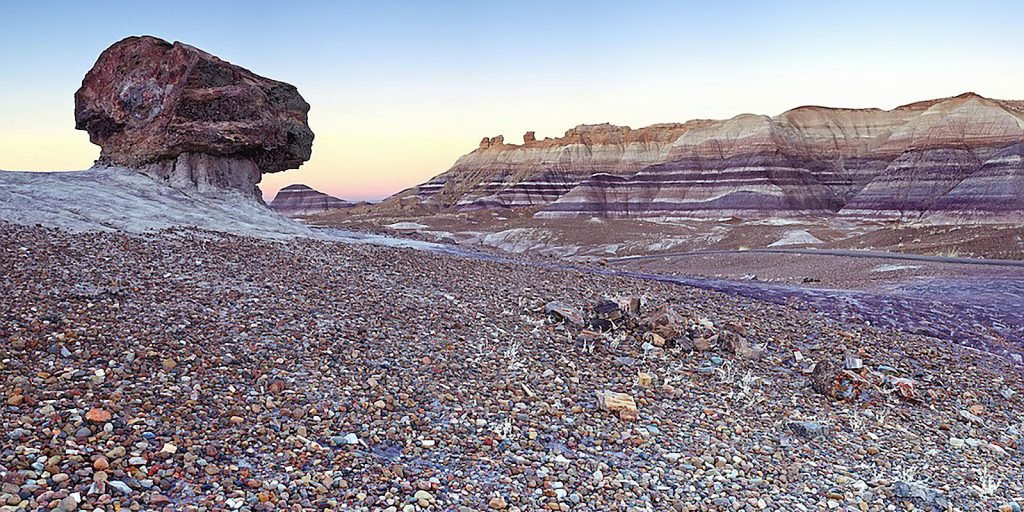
(269, 184, 354, 217)
(74, 35, 314, 200)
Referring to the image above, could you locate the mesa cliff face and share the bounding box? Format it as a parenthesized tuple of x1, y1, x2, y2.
(408, 93, 1024, 223)
(416, 123, 695, 210)
(269, 184, 352, 217)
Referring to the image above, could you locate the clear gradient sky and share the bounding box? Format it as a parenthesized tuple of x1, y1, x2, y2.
(1, 1, 1021, 201)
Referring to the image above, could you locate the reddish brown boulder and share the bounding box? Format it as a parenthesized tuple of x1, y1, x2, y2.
(639, 305, 688, 340)
(810, 359, 873, 401)
(85, 407, 112, 424)
(74, 36, 314, 198)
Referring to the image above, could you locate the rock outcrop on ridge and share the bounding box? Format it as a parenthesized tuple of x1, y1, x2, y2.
(269, 184, 353, 217)
(74, 36, 314, 200)
(408, 93, 1024, 223)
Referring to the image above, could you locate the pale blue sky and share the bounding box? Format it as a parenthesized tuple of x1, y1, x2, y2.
(1, 1, 1021, 199)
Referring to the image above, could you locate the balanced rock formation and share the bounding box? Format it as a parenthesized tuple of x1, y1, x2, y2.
(408, 93, 1024, 223)
(269, 184, 352, 217)
(74, 36, 314, 199)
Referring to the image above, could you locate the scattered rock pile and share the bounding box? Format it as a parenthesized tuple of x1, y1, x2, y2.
(810, 356, 923, 403)
(544, 297, 764, 364)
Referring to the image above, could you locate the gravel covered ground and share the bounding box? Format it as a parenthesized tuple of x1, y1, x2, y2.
(2, 223, 1023, 511)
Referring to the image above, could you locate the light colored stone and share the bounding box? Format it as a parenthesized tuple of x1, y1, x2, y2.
(595, 390, 638, 421)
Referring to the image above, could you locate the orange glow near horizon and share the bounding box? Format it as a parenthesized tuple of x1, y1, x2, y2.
(3, 1, 1024, 203)
(10, 79, 1024, 204)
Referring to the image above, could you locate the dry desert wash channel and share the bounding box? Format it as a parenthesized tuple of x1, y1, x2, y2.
(2, 36, 1024, 512)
